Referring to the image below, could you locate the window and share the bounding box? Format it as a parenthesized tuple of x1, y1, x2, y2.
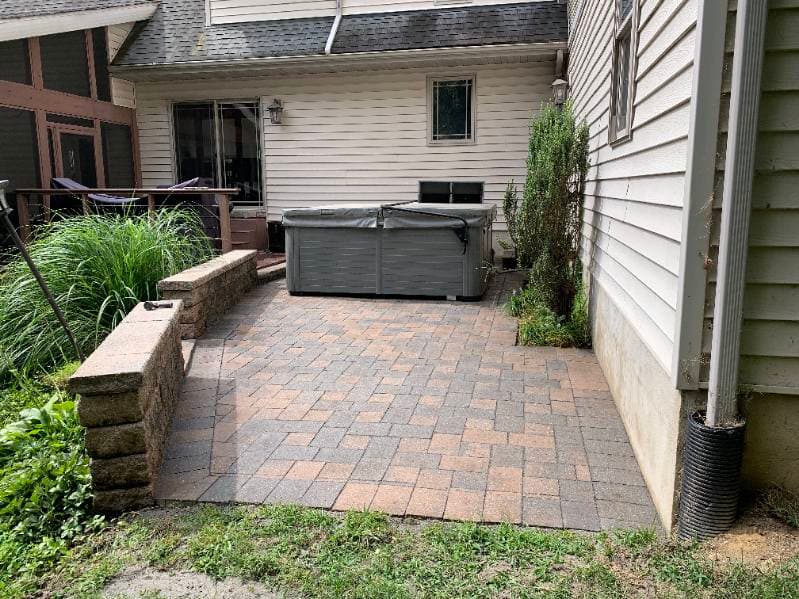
(0, 40, 31, 85)
(419, 181, 483, 204)
(92, 28, 112, 102)
(609, 0, 638, 144)
(173, 101, 262, 206)
(101, 123, 135, 187)
(429, 76, 475, 143)
(40, 31, 91, 97)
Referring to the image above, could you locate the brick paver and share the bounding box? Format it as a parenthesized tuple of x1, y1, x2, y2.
(156, 273, 659, 530)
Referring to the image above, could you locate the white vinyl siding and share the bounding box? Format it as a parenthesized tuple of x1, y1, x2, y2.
(569, 0, 697, 373)
(134, 59, 552, 228)
(703, 0, 799, 394)
(209, 0, 556, 23)
(106, 23, 135, 108)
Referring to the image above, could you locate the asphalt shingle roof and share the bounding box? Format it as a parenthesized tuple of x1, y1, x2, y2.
(333, 3, 567, 53)
(114, 0, 566, 67)
(0, 0, 156, 21)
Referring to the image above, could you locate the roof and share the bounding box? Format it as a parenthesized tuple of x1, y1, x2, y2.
(114, 0, 566, 67)
(0, 0, 156, 21)
(333, 3, 567, 54)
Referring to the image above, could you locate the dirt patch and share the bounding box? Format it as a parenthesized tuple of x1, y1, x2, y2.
(101, 567, 282, 599)
(705, 510, 799, 567)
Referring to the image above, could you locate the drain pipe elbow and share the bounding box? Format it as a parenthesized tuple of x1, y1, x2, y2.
(325, 0, 342, 55)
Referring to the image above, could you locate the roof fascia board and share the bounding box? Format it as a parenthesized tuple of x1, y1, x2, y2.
(112, 41, 567, 80)
(0, 3, 157, 43)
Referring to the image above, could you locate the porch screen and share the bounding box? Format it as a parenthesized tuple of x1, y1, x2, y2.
(173, 101, 262, 206)
(0, 107, 40, 193)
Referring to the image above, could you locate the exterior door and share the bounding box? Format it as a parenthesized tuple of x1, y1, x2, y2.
(58, 132, 97, 187)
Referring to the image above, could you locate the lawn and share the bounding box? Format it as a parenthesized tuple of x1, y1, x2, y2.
(42, 502, 799, 599)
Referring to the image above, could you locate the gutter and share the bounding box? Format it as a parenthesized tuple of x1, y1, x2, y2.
(706, 0, 768, 426)
(110, 41, 568, 80)
(671, 0, 727, 389)
(325, 0, 343, 55)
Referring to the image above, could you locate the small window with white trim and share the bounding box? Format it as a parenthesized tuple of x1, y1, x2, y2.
(609, 0, 638, 144)
(429, 76, 475, 144)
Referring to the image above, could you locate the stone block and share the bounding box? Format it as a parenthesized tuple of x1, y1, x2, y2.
(92, 486, 154, 513)
(90, 454, 150, 490)
(85, 422, 147, 458)
(78, 391, 143, 427)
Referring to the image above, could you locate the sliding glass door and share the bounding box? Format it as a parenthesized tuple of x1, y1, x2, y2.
(173, 101, 262, 207)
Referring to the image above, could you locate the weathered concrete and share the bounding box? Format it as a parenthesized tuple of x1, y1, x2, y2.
(159, 250, 258, 339)
(70, 301, 184, 512)
(587, 281, 689, 531)
(742, 394, 799, 493)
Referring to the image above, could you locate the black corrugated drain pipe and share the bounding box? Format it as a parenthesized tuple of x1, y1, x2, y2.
(677, 411, 746, 540)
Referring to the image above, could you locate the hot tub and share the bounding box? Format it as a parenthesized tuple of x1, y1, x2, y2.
(283, 202, 496, 299)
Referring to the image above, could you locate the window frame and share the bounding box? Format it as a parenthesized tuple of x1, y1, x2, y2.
(427, 74, 477, 146)
(608, 0, 639, 145)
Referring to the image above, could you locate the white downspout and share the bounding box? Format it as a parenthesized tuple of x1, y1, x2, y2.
(706, 0, 768, 427)
(325, 0, 342, 55)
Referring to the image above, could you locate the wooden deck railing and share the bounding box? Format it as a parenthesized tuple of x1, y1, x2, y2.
(14, 187, 238, 253)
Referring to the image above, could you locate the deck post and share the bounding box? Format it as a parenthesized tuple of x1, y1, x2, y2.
(217, 193, 232, 253)
(81, 193, 90, 216)
(16, 193, 30, 243)
(147, 194, 156, 221)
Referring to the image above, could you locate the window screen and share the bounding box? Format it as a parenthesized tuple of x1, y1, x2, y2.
(431, 78, 473, 142)
(609, 2, 637, 143)
(92, 28, 112, 102)
(40, 31, 91, 97)
(0, 39, 31, 85)
(0, 107, 40, 192)
(420, 181, 483, 204)
(101, 122, 135, 187)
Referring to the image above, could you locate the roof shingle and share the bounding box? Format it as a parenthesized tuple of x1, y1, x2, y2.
(114, 0, 566, 67)
(0, 0, 155, 21)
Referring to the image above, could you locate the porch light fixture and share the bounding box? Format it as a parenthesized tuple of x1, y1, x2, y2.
(267, 99, 284, 124)
(551, 78, 568, 108)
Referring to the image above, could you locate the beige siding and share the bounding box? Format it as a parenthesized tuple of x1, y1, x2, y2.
(209, 0, 556, 23)
(107, 23, 136, 108)
(704, 1, 799, 394)
(569, 0, 697, 373)
(134, 59, 553, 227)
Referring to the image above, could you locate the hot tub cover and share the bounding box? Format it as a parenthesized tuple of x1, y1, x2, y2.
(283, 202, 497, 229)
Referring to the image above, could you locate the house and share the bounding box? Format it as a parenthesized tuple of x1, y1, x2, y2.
(109, 0, 568, 248)
(0, 0, 156, 205)
(568, 0, 799, 529)
(1, 0, 795, 534)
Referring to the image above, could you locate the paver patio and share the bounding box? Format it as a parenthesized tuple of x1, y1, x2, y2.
(157, 273, 658, 531)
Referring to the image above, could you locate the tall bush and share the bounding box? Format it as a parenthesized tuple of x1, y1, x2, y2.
(0, 210, 213, 377)
(503, 102, 589, 316)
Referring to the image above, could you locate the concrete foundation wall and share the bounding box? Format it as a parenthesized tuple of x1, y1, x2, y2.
(589, 280, 686, 529)
(741, 394, 799, 494)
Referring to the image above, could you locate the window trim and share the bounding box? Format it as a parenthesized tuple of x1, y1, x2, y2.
(608, 1, 639, 145)
(427, 74, 477, 146)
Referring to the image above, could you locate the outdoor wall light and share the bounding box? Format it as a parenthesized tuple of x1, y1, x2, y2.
(267, 98, 284, 124)
(551, 78, 568, 108)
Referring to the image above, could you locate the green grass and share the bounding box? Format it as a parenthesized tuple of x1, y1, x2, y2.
(42, 505, 799, 599)
(759, 488, 799, 529)
(0, 209, 213, 378)
(507, 279, 591, 348)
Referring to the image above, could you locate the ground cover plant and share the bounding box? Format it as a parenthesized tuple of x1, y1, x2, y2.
(43, 504, 799, 598)
(0, 366, 102, 599)
(0, 209, 213, 378)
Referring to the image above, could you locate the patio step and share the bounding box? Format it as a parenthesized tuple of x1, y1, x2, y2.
(257, 262, 286, 283)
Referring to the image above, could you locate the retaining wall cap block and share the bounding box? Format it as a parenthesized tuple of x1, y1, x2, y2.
(157, 250, 257, 291)
(69, 301, 183, 395)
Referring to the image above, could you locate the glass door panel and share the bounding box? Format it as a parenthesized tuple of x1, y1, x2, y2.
(174, 103, 218, 186)
(219, 102, 261, 206)
(59, 133, 97, 187)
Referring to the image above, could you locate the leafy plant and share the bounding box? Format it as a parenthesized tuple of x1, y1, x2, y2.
(504, 102, 589, 317)
(0, 391, 102, 596)
(0, 210, 213, 377)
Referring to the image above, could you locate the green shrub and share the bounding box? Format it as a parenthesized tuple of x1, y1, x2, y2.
(509, 275, 591, 348)
(503, 102, 589, 317)
(0, 210, 213, 377)
(0, 392, 101, 597)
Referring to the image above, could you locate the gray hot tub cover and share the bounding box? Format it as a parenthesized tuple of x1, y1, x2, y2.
(283, 202, 496, 229)
(282, 204, 381, 228)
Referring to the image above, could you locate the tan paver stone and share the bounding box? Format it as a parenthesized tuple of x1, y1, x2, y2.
(256, 460, 294, 478)
(333, 482, 378, 511)
(524, 477, 560, 497)
(483, 491, 522, 523)
(285, 461, 325, 481)
(384, 465, 419, 484)
(417, 469, 453, 490)
(370, 484, 413, 515)
(444, 488, 484, 521)
(285, 432, 315, 446)
(406, 487, 448, 518)
(488, 466, 523, 493)
(440, 455, 488, 473)
(318, 462, 355, 481)
(341, 435, 369, 449)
